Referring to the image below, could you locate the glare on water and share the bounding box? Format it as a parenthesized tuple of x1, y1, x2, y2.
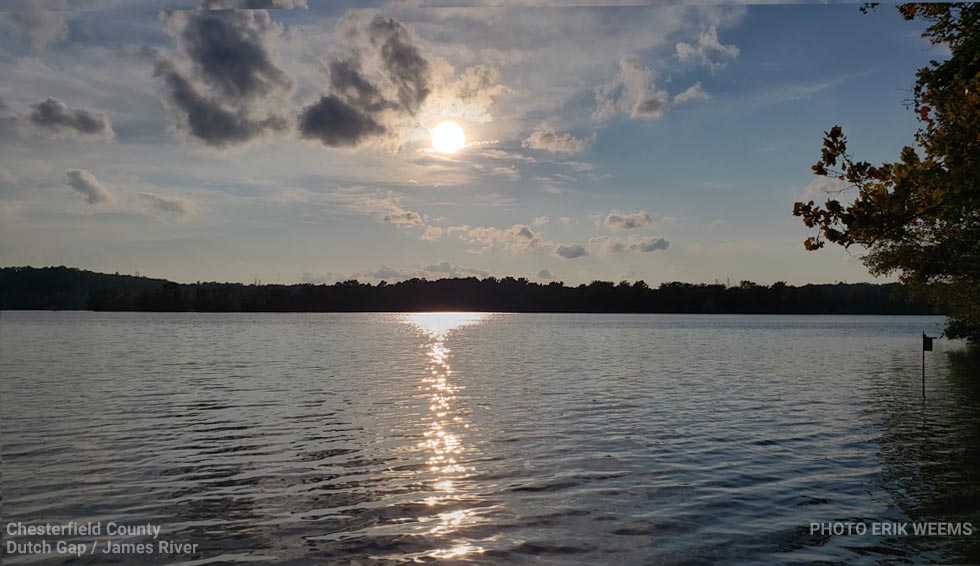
(400, 312, 494, 558)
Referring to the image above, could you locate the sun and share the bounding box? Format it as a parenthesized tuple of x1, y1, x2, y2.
(430, 120, 466, 154)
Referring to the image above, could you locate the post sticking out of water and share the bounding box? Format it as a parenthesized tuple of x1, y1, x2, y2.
(921, 332, 934, 398)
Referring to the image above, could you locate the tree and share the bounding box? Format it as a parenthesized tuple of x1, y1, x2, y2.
(794, 3, 980, 341)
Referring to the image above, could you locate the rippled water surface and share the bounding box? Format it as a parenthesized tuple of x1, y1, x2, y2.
(2, 312, 979, 565)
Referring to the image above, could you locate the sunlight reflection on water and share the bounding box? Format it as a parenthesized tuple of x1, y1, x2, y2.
(399, 313, 495, 559)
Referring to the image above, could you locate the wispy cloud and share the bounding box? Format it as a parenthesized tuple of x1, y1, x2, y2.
(522, 122, 590, 154)
(65, 169, 115, 205)
(676, 25, 739, 70)
(141, 192, 198, 218)
(674, 82, 710, 104)
(5, 98, 114, 141)
(605, 211, 654, 230)
(589, 234, 669, 254)
(593, 54, 668, 121)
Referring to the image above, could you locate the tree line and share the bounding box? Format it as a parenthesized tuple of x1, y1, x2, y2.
(0, 266, 943, 315)
(794, 3, 980, 340)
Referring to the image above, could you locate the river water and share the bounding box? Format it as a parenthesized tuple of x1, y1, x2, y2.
(1, 312, 977, 565)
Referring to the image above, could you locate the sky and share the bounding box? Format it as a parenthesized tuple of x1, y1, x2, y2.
(0, 0, 946, 286)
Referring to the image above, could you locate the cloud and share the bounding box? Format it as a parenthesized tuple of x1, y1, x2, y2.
(589, 234, 670, 254)
(3, 5, 68, 52)
(555, 243, 589, 259)
(303, 261, 490, 284)
(593, 55, 669, 121)
(370, 16, 431, 113)
(201, 0, 308, 8)
(298, 94, 386, 148)
(674, 82, 710, 104)
(371, 265, 404, 280)
(164, 10, 292, 102)
(423, 260, 489, 278)
(11, 98, 115, 141)
(362, 195, 425, 226)
(537, 269, 554, 279)
(676, 25, 738, 70)
(559, 216, 572, 225)
(449, 223, 549, 254)
(427, 64, 509, 124)
(300, 13, 507, 152)
(605, 211, 653, 230)
(420, 225, 443, 241)
(141, 192, 198, 218)
(424, 260, 453, 273)
(299, 14, 430, 150)
(532, 215, 550, 226)
(522, 122, 589, 154)
(153, 9, 293, 147)
(802, 176, 848, 198)
(65, 169, 114, 205)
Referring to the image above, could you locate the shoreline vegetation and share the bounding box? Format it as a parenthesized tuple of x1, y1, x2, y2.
(0, 266, 944, 315)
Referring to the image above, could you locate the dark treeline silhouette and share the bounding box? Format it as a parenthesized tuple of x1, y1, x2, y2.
(0, 266, 945, 314)
(0, 266, 168, 310)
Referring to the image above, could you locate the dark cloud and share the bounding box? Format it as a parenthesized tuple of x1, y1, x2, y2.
(369, 16, 430, 113)
(25, 98, 115, 140)
(537, 269, 555, 279)
(555, 243, 589, 259)
(154, 58, 288, 147)
(299, 14, 432, 150)
(298, 94, 384, 148)
(297, 57, 394, 147)
(155, 9, 292, 147)
(328, 58, 391, 114)
(166, 10, 291, 102)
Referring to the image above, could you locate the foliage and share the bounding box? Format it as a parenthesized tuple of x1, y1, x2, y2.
(0, 266, 167, 310)
(0, 266, 942, 315)
(794, 3, 980, 340)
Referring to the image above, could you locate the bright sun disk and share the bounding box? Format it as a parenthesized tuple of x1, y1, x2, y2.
(430, 121, 465, 154)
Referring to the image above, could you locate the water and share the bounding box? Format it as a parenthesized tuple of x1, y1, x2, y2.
(1, 312, 978, 565)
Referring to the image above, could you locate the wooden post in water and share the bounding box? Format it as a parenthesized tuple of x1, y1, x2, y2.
(922, 348, 925, 398)
(921, 332, 934, 398)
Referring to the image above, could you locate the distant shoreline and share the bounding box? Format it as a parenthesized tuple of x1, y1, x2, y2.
(0, 310, 948, 316)
(1, 266, 945, 316)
